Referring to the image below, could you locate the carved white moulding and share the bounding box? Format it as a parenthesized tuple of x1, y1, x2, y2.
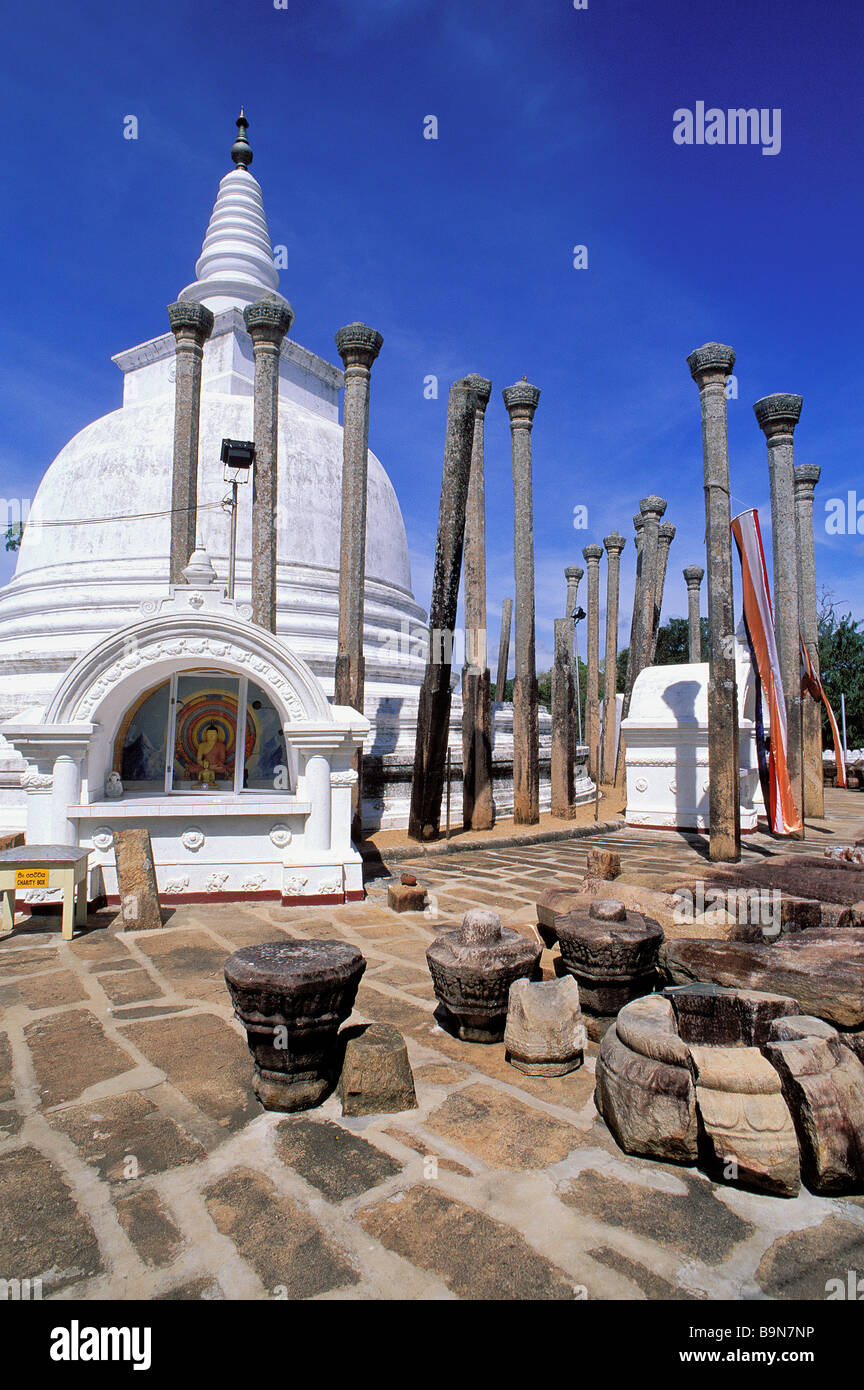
(283, 875, 308, 896)
(182, 827, 206, 852)
(269, 823, 292, 848)
(21, 766, 53, 790)
(163, 876, 190, 894)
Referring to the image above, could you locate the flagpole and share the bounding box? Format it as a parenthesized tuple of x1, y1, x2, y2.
(841, 692, 848, 764)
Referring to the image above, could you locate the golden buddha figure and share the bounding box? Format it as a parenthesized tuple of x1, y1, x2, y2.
(194, 723, 229, 787)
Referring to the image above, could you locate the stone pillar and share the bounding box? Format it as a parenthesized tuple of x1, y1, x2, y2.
(551, 618, 575, 816)
(565, 564, 583, 620)
(794, 464, 824, 818)
(687, 342, 741, 862)
(503, 379, 542, 825)
(409, 379, 477, 840)
(167, 301, 215, 585)
(635, 496, 666, 674)
(755, 393, 805, 835)
(113, 829, 163, 933)
(243, 295, 295, 633)
(333, 322, 383, 838)
(683, 565, 705, 662)
(462, 376, 492, 673)
(334, 322, 383, 708)
(649, 520, 676, 663)
(461, 376, 494, 831)
(615, 512, 645, 787)
(495, 598, 512, 703)
(623, 514, 644, 702)
(601, 531, 626, 784)
(582, 544, 603, 780)
(565, 563, 584, 775)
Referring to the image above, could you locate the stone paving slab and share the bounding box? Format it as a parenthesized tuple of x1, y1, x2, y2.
(0, 790, 862, 1301)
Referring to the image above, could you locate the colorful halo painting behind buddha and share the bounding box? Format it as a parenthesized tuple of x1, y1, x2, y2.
(175, 688, 257, 785)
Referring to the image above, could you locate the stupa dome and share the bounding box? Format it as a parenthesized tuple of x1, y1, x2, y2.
(0, 113, 427, 734)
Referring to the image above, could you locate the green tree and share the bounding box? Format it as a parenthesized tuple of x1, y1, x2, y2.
(3, 523, 23, 552)
(818, 590, 864, 749)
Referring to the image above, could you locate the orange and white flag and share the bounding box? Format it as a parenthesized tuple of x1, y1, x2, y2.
(731, 509, 803, 835)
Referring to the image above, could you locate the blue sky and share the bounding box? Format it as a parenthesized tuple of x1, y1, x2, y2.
(1, 0, 862, 671)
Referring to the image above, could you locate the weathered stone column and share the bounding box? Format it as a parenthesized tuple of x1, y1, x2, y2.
(503, 379, 542, 825)
(601, 531, 626, 784)
(623, 514, 644, 701)
(333, 322, 383, 838)
(409, 379, 477, 840)
(683, 565, 705, 662)
(462, 375, 494, 831)
(635, 496, 666, 674)
(687, 343, 741, 862)
(167, 301, 215, 584)
(243, 295, 295, 632)
(565, 564, 583, 620)
(794, 464, 824, 817)
(565, 563, 583, 774)
(649, 519, 676, 663)
(495, 598, 512, 703)
(582, 544, 603, 780)
(755, 393, 805, 835)
(334, 322, 383, 709)
(551, 618, 575, 816)
(615, 512, 645, 787)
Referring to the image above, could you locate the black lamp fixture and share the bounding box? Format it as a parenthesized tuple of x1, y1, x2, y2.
(221, 438, 255, 482)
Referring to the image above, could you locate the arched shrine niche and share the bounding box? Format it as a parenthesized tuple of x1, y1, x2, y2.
(114, 669, 288, 795)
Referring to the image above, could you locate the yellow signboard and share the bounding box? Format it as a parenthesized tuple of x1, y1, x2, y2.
(15, 868, 50, 890)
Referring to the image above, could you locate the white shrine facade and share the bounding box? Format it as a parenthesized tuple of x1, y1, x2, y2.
(3, 552, 368, 903)
(622, 637, 764, 833)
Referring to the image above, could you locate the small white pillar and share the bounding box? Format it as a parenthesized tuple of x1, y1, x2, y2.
(51, 754, 83, 846)
(304, 753, 333, 854)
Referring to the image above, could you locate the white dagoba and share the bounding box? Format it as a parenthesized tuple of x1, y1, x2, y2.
(622, 630, 765, 832)
(0, 113, 564, 848)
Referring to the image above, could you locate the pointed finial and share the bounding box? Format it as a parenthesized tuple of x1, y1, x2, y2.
(231, 109, 253, 170)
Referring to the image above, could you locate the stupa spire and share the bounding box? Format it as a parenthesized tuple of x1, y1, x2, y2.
(231, 108, 253, 170)
(177, 110, 291, 317)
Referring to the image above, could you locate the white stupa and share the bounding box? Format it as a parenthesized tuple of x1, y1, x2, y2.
(0, 114, 574, 849)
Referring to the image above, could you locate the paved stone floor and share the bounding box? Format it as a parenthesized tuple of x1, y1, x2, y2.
(1, 790, 862, 1301)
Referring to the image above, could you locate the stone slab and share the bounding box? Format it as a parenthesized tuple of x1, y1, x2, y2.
(113, 828, 163, 932)
(276, 1116, 402, 1200)
(424, 1082, 581, 1170)
(359, 1184, 581, 1299)
(755, 1217, 864, 1300)
(115, 1188, 183, 1267)
(660, 931, 864, 1030)
(51, 1091, 206, 1180)
(24, 1008, 137, 1107)
(205, 1167, 360, 1297)
(122, 1014, 258, 1132)
(0, 1146, 102, 1293)
(558, 1168, 754, 1264)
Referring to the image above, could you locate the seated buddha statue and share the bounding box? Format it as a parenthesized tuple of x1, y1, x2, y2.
(195, 724, 230, 786)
